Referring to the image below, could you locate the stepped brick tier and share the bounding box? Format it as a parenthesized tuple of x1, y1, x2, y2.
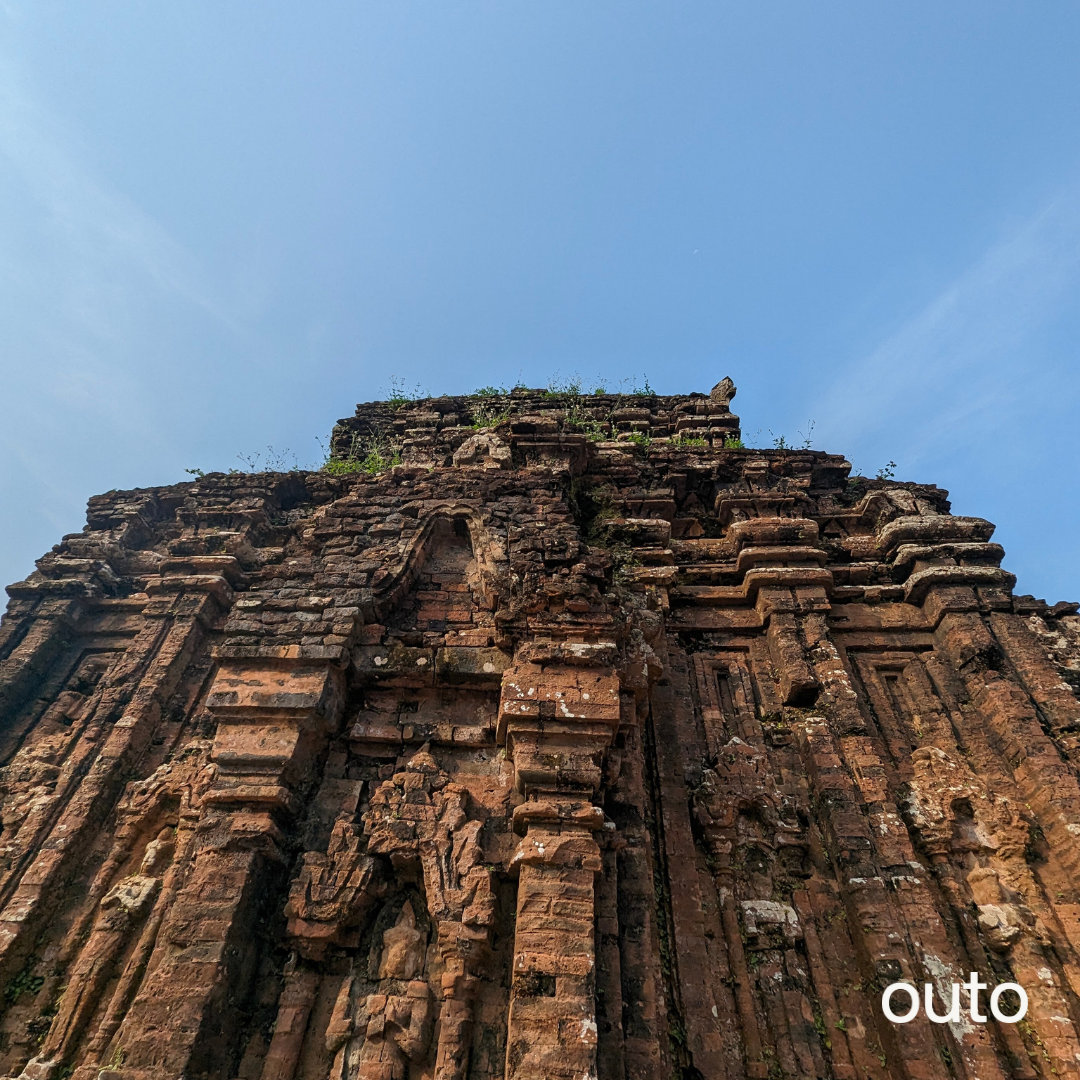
(3, 378, 1080, 1080)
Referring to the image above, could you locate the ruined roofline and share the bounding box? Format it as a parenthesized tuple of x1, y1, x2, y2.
(349, 387, 722, 410)
(349, 372, 739, 411)
(327, 376, 905, 495)
(333, 374, 750, 468)
(335, 378, 742, 436)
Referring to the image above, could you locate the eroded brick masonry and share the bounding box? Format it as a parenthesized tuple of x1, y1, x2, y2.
(1, 379, 1079, 1080)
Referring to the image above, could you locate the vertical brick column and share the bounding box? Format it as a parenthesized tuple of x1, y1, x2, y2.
(498, 661, 620, 1080)
(0, 588, 213, 993)
(754, 562, 1011, 1080)
(100, 652, 344, 1079)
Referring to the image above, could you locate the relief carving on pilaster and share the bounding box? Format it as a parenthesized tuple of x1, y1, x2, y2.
(281, 747, 495, 1080)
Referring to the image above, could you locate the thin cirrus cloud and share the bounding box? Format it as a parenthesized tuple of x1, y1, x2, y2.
(0, 54, 221, 327)
(0, 51, 240, 583)
(807, 182, 1080, 600)
(814, 183, 1080, 475)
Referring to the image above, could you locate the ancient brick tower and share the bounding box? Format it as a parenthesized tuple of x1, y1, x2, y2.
(1, 379, 1079, 1080)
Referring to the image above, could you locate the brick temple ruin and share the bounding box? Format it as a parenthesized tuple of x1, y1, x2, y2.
(2, 378, 1080, 1080)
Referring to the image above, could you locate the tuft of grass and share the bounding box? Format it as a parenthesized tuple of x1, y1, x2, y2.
(566, 416, 610, 441)
(544, 372, 584, 397)
(232, 446, 300, 473)
(385, 376, 426, 408)
(470, 404, 511, 429)
(722, 436, 744, 449)
(321, 433, 401, 476)
(625, 431, 652, 451)
(580, 421, 611, 441)
(769, 420, 814, 451)
(672, 433, 707, 449)
(473, 385, 507, 396)
(563, 397, 611, 441)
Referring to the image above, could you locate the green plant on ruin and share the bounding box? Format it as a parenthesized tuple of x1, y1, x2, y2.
(563, 398, 611, 441)
(566, 480, 642, 584)
(1018, 1018, 1053, 1066)
(473, 385, 507, 396)
(840, 471, 871, 505)
(102, 1045, 127, 1072)
(4, 962, 43, 1005)
(469, 403, 512, 430)
(625, 431, 652, 451)
(723, 436, 744, 449)
(580, 420, 611, 441)
(876, 460, 897, 480)
(26, 1013, 54, 1046)
(567, 417, 611, 441)
(549, 373, 650, 397)
(811, 1004, 832, 1051)
(671, 433, 707, 449)
(230, 446, 302, 473)
(668, 1016, 688, 1049)
(321, 432, 402, 476)
(610, 542, 643, 583)
(567, 479, 617, 541)
(385, 376, 426, 409)
(543, 372, 584, 398)
(771, 878, 795, 901)
(769, 420, 815, 451)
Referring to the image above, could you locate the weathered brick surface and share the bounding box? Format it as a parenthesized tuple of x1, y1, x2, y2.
(1, 378, 1079, 1078)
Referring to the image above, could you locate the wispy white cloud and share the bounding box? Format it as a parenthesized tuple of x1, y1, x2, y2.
(814, 184, 1080, 472)
(0, 36, 253, 448)
(0, 37, 247, 585)
(0, 53, 228, 331)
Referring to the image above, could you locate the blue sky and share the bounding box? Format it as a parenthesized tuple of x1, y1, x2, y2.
(2, 2, 1080, 601)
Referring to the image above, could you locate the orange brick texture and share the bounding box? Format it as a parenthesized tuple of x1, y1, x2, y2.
(1, 378, 1078, 1079)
